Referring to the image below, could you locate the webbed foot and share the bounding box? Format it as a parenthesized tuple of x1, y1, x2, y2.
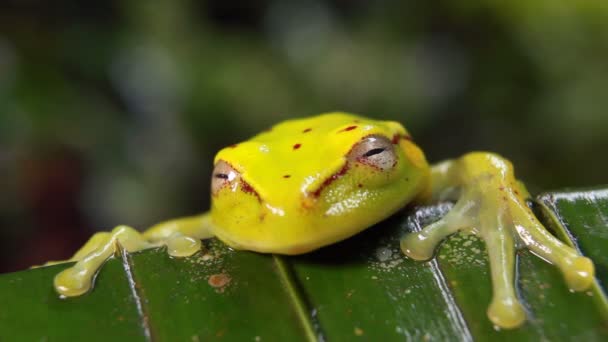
(401, 152, 595, 329)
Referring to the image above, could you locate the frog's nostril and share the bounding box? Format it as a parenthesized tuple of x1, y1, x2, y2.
(309, 164, 350, 198)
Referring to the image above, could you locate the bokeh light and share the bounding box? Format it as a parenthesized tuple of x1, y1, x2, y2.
(0, 0, 606, 272)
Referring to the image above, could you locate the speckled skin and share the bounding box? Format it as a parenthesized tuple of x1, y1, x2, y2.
(50, 112, 594, 329)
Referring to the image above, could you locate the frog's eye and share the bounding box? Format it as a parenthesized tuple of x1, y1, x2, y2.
(347, 135, 396, 171)
(211, 160, 240, 194)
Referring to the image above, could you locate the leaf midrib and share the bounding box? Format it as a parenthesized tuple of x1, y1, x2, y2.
(273, 255, 321, 342)
(120, 244, 154, 341)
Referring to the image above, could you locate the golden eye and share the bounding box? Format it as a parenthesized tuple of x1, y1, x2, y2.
(211, 160, 240, 195)
(347, 135, 396, 171)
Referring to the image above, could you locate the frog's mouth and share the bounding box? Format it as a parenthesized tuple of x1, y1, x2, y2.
(308, 163, 349, 198)
(239, 178, 262, 202)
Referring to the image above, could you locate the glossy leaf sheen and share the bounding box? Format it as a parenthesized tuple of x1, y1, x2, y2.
(1, 189, 607, 341)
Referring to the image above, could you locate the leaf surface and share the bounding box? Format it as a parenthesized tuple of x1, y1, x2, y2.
(1, 188, 607, 341)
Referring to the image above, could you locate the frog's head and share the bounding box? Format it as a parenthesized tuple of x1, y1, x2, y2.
(210, 112, 430, 254)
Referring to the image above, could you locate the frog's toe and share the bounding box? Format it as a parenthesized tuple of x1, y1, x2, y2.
(401, 219, 449, 260)
(480, 206, 528, 329)
(512, 211, 595, 292)
(166, 234, 203, 257)
(401, 199, 474, 261)
(55, 265, 93, 297)
(487, 296, 526, 329)
(563, 255, 595, 291)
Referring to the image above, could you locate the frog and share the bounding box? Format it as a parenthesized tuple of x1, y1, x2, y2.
(51, 112, 595, 329)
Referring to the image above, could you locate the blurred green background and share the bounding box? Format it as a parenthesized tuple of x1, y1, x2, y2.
(0, 0, 607, 272)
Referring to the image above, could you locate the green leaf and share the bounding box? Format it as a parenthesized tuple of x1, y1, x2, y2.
(1, 188, 607, 341)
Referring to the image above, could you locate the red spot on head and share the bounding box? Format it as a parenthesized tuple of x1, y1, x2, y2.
(302, 128, 312, 133)
(339, 125, 358, 133)
(293, 143, 302, 150)
(283, 175, 291, 178)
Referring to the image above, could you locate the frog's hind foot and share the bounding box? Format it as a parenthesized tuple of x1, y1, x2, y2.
(401, 173, 594, 329)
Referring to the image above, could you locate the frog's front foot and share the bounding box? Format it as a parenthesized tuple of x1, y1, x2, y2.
(400, 154, 595, 329)
(54, 226, 204, 297)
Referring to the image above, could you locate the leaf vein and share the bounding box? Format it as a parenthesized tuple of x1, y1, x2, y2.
(119, 244, 154, 341)
(273, 255, 323, 342)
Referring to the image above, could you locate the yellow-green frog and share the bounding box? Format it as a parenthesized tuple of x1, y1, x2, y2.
(52, 112, 594, 329)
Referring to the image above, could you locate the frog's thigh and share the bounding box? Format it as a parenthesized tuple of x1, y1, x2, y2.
(480, 205, 526, 329)
(54, 225, 153, 297)
(510, 203, 595, 291)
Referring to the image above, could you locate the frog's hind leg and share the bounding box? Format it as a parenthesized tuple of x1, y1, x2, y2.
(54, 213, 214, 297)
